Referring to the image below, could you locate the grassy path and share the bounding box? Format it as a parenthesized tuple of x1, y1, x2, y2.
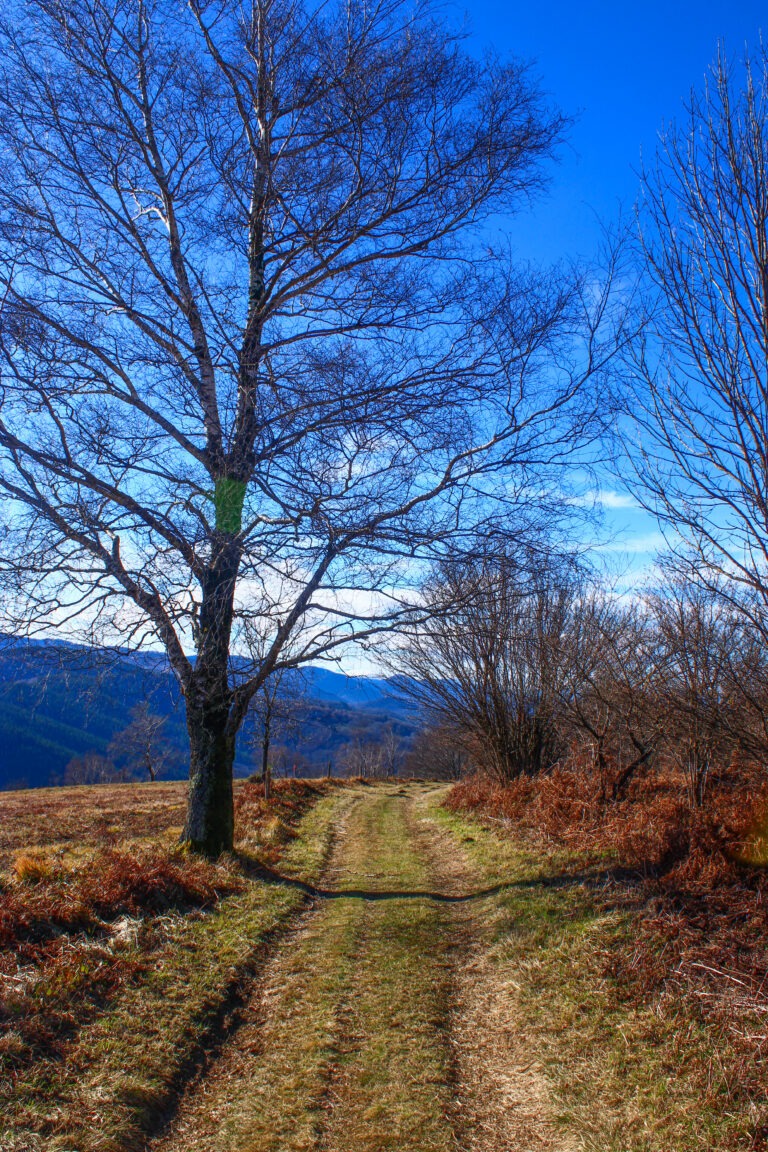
(145, 779, 751, 1152)
(151, 782, 570, 1152)
(6, 779, 745, 1150)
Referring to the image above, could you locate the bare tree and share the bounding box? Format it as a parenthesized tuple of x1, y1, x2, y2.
(394, 547, 578, 782)
(624, 44, 768, 627)
(721, 592, 768, 759)
(64, 750, 121, 785)
(401, 725, 469, 780)
(379, 723, 403, 778)
(646, 577, 752, 807)
(340, 736, 384, 779)
(560, 573, 768, 809)
(249, 666, 304, 801)
(558, 591, 663, 800)
(336, 723, 404, 778)
(0, 0, 618, 852)
(108, 700, 170, 781)
(650, 586, 723, 808)
(242, 616, 304, 799)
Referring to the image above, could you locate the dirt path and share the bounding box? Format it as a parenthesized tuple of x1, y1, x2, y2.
(149, 782, 574, 1152)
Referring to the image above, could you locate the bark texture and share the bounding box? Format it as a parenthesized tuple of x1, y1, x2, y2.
(183, 694, 236, 856)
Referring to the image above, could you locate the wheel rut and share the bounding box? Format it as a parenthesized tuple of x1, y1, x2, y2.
(149, 791, 362, 1152)
(408, 788, 579, 1152)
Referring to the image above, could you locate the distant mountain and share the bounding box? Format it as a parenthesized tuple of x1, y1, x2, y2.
(280, 666, 413, 714)
(0, 637, 419, 790)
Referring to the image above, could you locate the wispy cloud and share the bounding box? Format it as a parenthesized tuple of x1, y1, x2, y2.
(599, 490, 640, 510)
(568, 488, 639, 511)
(597, 532, 667, 555)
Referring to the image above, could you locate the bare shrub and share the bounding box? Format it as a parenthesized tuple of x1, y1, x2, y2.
(395, 547, 580, 782)
(63, 752, 122, 786)
(557, 592, 663, 800)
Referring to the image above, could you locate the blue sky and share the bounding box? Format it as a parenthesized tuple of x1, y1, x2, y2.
(467, 0, 767, 263)
(461, 0, 768, 579)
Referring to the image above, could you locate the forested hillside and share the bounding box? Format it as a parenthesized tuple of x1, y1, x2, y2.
(0, 640, 416, 789)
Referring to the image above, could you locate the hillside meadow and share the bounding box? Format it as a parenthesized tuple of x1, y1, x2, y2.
(2, 777, 768, 1150)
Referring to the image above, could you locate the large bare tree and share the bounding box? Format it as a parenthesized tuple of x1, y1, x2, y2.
(0, 0, 617, 852)
(625, 45, 768, 629)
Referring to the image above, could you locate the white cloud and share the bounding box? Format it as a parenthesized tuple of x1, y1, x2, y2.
(598, 490, 640, 510)
(570, 488, 639, 510)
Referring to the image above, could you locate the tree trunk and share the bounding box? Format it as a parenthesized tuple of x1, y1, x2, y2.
(611, 747, 652, 801)
(182, 695, 236, 855)
(181, 539, 242, 854)
(262, 715, 271, 803)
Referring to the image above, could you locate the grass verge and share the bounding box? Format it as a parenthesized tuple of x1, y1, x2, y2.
(1, 779, 345, 1152)
(430, 795, 767, 1151)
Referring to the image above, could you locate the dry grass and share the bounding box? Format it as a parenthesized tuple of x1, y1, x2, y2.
(12, 851, 54, 884)
(0, 781, 189, 868)
(1, 844, 244, 1086)
(234, 778, 335, 865)
(445, 769, 768, 1149)
(0, 777, 344, 1151)
(448, 762, 768, 897)
(407, 788, 577, 1152)
(431, 798, 749, 1149)
(9, 772, 763, 1151)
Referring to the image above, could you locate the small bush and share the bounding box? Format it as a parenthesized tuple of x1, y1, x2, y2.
(234, 778, 333, 861)
(447, 765, 768, 877)
(12, 852, 54, 885)
(88, 848, 241, 918)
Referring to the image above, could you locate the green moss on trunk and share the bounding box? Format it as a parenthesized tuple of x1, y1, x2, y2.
(214, 477, 247, 535)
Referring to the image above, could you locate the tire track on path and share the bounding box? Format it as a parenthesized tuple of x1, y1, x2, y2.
(409, 787, 579, 1152)
(148, 788, 363, 1152)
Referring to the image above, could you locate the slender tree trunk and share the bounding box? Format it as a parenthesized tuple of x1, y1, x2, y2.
(611, 747, 652, 801)
(182, 692, 236, 855)
(262, 715, 271, 803)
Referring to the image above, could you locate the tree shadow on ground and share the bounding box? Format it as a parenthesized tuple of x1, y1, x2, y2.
(235, 855, 644, 905)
